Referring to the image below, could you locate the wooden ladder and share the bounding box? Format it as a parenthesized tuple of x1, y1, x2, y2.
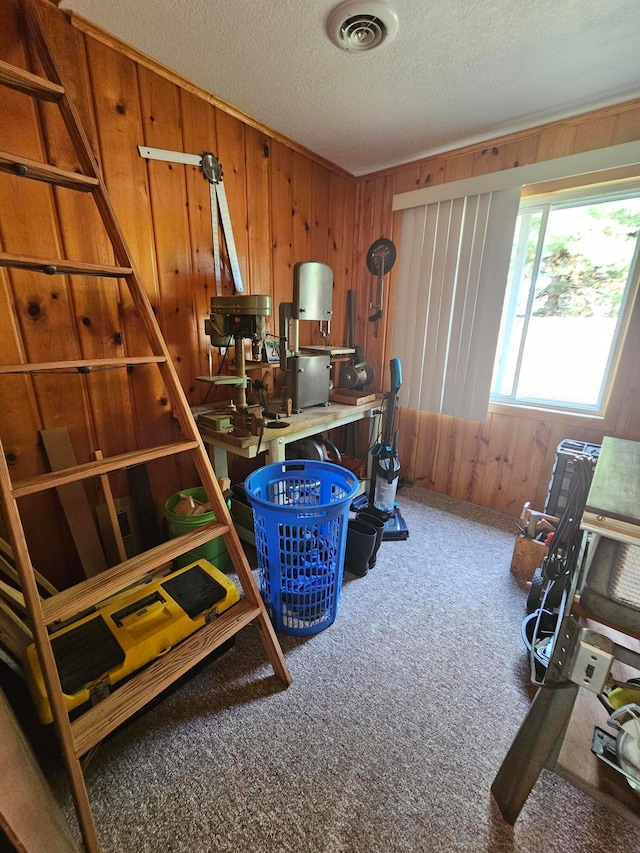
(0, 3, 291, 851)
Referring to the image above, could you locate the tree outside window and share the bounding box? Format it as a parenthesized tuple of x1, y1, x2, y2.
(491, 188, 640, 414)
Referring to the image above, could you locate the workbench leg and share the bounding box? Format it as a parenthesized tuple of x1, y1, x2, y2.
(266, 437, 286, 465)
(211, 445, 229, 479)
(491, 680, 579, 824)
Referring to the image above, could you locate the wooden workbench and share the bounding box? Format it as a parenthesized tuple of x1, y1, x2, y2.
(196, 396, 383, 479)
(582, 436, 640, 544)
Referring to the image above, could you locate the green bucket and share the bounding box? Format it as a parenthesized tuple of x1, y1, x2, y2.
(164, 487, 230, 571)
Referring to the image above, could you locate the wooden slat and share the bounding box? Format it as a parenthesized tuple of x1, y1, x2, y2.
(40, 427, 108, 578)
(327, 170, 355, 349)
(215, 109, 250, 291)
(0, 149, 98, 190)
(270, 140, 294, 324)
(70, 599, 260, 756)
(84, 36, 178, 505)
(0, 577, 27, 614)
(0, 538, 58, 597)
(0, 56, 63, 100)
(291, 151, 313, 291)
(0, 355, 166, 374)
(179, 87, 222, 407)
(0, 598, 32, 662)
(40, 518, 229, 624)
(138, 66, 199, 399)
(244, 125, 273, 299)
(94, 450, 127, 564)
(11, 440, 200, 498)
(581, 511, 640, 547)
(0, 252, 132, 277)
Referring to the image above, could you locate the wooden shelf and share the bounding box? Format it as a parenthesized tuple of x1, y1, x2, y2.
(195, 374, 246, 386)
(555, 686, 640, 826)
(492, 438, 640, 829)
(554, 618, 640, 825)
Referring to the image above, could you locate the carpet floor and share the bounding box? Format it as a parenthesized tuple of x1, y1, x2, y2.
(4, 486, 640, 852)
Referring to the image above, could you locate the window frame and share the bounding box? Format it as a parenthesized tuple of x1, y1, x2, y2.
(489, 181, 640, 418)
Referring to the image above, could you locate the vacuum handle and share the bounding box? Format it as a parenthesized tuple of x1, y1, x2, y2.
(389, 358, 402, 396)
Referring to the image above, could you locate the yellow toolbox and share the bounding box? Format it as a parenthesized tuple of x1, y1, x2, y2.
(26, 559, 240, 724)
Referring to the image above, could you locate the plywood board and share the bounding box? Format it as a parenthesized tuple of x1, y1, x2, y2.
(0, 686, 79, 852)
(329, 390, 376, 406)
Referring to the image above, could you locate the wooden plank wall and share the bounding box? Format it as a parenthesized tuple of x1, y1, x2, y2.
(2, 0, 640, 589)
(352, 98, 640, 518)
(0, 0, 355, 588)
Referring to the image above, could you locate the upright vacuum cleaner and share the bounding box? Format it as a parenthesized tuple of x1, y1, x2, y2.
(368, 357, 409, 541)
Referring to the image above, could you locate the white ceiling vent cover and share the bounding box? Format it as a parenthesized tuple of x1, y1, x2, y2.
(327, 1, 399, 51)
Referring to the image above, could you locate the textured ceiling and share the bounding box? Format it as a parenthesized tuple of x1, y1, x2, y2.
(59, 0, 640, 176)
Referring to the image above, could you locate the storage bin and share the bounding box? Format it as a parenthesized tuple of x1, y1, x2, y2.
(164, 487, 230, 570)
(244, 460, 358, 636)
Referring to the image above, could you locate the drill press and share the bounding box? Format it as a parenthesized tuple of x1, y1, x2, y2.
(204, 294, 271, 435)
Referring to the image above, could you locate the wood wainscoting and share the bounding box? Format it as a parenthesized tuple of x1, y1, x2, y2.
(351, 99, 640, 516)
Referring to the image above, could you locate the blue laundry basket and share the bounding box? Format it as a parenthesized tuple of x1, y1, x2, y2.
(244, 460, 358, 636)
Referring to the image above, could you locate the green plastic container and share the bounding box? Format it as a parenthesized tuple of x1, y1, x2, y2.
(164, 487, 230, 571)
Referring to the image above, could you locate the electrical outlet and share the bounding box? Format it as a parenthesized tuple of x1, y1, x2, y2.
(568, 641, 614, 693)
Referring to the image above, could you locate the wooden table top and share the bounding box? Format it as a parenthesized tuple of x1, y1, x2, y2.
(197, 395, 383, 450)
(585, 436, 640, 526)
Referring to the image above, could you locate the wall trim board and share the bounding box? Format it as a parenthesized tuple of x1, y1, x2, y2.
(360, 97, 640, 182)
(392, 141, 640, 211)
(62, 8, 356, 184)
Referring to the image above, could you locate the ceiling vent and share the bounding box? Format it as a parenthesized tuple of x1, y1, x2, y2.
(327, 1, 399, 52)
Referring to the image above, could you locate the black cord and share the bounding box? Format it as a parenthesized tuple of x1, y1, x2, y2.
(542, 455, 594, 582)
(529, 454, 595, 685)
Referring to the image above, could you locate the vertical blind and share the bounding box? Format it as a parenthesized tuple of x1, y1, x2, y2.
(391, 186, 522, 421)
(390, 142, 640, 422)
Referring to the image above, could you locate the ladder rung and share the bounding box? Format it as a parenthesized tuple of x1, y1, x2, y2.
(70, 600, 260, 756)
(0, 57, 64, 101)
(0, 356, 167, 375)
(41, 520, 230, 625)
(12, 441, 201, 498)
(0, 252, 132, 278)
(0, 150, 98, 190)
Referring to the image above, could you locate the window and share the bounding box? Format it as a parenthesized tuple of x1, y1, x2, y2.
(490, 186, 640, 415)
(391, 142, 640, 422)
